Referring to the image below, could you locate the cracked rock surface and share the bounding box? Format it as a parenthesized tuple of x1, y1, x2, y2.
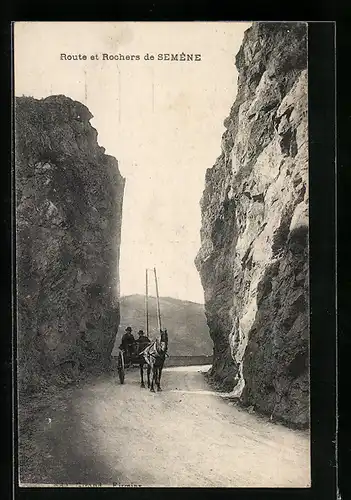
(195, 23, 309, 427)
(16, 95, 125, 394)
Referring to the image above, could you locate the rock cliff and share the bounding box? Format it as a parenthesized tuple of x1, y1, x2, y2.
(195, 22, 309, 427)
(15, 95, 125, 393)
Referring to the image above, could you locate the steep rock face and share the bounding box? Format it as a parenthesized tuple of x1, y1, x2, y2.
(195, 23, 309, 427)
(15, 95, 125, 393)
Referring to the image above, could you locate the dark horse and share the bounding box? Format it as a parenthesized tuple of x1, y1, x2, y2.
(139, 329, 168, 392)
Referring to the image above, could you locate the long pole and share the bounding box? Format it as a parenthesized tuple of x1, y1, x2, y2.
(154, 267, 162, 332)
(145, 269, 149, 335)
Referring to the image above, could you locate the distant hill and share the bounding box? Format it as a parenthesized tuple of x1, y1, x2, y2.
(112, 294, 213, 356)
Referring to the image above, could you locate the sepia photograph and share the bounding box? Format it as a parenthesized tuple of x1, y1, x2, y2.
(14, 21, 310, 488)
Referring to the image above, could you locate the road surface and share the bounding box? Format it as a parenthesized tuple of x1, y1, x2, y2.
(19, 365, 310, 487)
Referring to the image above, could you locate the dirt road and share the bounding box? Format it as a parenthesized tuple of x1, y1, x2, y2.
(19, 365, 310, 487)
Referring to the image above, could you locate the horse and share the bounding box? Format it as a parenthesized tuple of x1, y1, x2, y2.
(139, 329, 168, 392)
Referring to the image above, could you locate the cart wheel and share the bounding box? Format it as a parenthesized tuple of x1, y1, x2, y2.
(117, 351, 125, 384)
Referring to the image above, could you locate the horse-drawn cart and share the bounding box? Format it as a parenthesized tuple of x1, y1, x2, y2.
(116, 267, 168, 390)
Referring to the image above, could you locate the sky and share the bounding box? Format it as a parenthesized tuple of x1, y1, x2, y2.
(14, 21, 251, 304)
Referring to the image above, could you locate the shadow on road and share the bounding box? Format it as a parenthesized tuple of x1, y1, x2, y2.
(18, 378, 119, 486)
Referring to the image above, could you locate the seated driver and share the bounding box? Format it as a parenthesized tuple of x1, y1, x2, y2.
(119, 326, 135, 360)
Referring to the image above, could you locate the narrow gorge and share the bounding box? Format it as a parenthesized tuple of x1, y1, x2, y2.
(15, 23, 309, 431)
(195, 22, 309, 428)
(15, 95, 125, 394)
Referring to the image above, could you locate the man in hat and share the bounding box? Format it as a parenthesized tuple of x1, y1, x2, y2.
(135, 329, 151, 356)
(119, 326, 136, 362)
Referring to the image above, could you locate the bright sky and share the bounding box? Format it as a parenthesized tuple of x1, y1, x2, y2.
(14, 21, 251, 304)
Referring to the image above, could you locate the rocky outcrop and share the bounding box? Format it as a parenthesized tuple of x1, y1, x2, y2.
(195, 23, 309, 427)
(15, 95, 125, 393)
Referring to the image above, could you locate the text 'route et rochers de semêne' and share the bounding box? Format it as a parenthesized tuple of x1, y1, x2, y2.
(60, 53, 202, 62)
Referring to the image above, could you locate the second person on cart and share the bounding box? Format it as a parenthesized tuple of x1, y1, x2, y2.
(136, 329, 151, 358)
